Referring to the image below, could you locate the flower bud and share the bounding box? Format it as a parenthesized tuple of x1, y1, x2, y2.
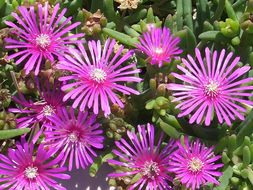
(230, 177, 240, 186)
(157, 84, 166, 96)
(106, 129, 114, 138)
(149, 78, 157, 91)
(81, 9, 107, 36)
(0, 120, 5, 130)
(0, 89, 11, 108)
(219, 18, 240, 38)
(231, 36, 241, 46)
(241, 12, 253, 34)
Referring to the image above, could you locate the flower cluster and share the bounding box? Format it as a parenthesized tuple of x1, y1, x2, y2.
(108, 124, 223, 190)
(108, 123, 175, 189)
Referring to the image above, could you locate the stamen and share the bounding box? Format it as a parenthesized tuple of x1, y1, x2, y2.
(147, 23, 156, 31)
(24, 166, 38, 179)
(204, 80, 219, 98)
(36, 34, 51, 49)
(154, 47, 164, 55)
(68, 132, 78, 143)
(188, 157, 204, 172)
(142, 161, 160, 179)
(42, 105, 55, 116)
(90, 68, 107, 83)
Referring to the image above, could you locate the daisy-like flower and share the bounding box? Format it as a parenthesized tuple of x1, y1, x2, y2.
(167, 48, 253, 126)
(44, 107, 104, 171)
(57, 39, 141, 116)
(168, 137, 223, 190)
(136, 27, 182, 67)
(5, 2, 84, 75)
(108, 123, 176, 190)
(9, 79, 65, 129)
(0, 138, 70, 190)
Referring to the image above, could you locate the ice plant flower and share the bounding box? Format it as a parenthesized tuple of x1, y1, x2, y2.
(57, 39, 141, 116)
(0, 138, 70, 190)
(44, 107, 104, 171)
(136, 27, 182, 67)
(9, 80, 65, 129)
(5, 2, 84, 75)
(168, 137, 223, 190)
(167, 48, 253, 126)
(108, 123, 176, 190)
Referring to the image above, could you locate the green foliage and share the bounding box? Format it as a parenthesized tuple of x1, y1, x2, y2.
(216, 134, 253, 189)
(89, 152, 115, 177)
(104, 117, 134, 140)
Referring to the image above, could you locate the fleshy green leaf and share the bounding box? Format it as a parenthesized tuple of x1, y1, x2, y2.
(159, 121, 180, 139)
(198, 31, 221, 40)
(214, 166, 233, 190)
(0, 128, 30, 140)
(237, 110, 253, 144)
(102, 28, 138, 47)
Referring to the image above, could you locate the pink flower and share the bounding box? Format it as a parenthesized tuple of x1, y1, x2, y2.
(44, 107, 104, 171)
(9, 80, 65, 129)
(0, 138, 70, 190)
(136, 27, 182, 67)
(57, 39, 141, 116)
(5, 2, 84, 75)
(108, 123, 175, 190)
(167, 48, 253, 126)
(168, 137, 223, 190)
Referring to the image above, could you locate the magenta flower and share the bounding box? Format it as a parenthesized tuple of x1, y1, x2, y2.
(136, 27, 182, 67)
(167, 48, 253, 126)
(168, 137, 223, 190)
(57, 39, 141, 116)
(0, 138, 70, 190)
(5, 2, 84, 75)
(44, 107, 104, 171)
(108, 123, 175, 190)
(9, 80, 65, 129)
